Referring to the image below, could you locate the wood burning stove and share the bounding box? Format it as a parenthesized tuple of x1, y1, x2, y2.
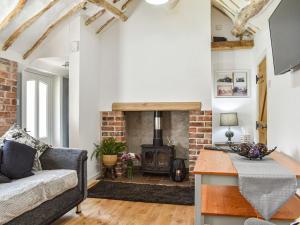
(141, 111, 175, 175)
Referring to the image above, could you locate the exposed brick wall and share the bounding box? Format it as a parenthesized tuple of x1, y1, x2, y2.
(101, 111, 126, 142)
(188, 110, 212, 178)
(0, 58, 17, 136)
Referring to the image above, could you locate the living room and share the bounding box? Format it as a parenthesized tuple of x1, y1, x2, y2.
(0, 0, 299, 225)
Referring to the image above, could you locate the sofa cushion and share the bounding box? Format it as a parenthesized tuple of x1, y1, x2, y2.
(0, 125, 51, 171)
(0, 169, 78, 225)
(0, 173, 10, 184)
(1, 140, 37, 179)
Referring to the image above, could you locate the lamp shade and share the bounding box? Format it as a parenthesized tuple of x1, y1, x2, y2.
(220, 113, 238, 126)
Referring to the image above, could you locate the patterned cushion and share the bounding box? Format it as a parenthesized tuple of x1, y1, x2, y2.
(0, 125, 51, 171)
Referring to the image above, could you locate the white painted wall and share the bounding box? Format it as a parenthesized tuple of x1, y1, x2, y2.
(252, 0, 300, 162)
(97, 22, 121, 111)
(211, 8, 257, 143)
(98, 0, 212, 111)
(212, 50, 257, 143)
(69, 16, 100, 180)
(53, 75, 63, 147)
(78, 16, 101, 180)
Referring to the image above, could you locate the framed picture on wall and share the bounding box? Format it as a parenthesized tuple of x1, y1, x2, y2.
(214, 70, 250, 98)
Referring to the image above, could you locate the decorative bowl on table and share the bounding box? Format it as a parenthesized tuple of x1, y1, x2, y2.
(231, 143, 277, 160)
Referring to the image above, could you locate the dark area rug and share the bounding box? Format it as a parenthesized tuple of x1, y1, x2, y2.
(88, 180, 194, 205)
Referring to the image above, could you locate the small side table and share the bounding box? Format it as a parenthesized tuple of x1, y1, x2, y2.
(102, 166, 116, 180)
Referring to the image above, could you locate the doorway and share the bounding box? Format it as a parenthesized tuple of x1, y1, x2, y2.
(257, 57, 267, 144)
(22, 70, 53, 144)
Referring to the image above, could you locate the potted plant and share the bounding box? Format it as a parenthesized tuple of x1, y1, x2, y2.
(91, 137, 127, 167)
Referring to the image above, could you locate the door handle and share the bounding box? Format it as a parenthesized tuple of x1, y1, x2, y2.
(256, 74, 263, 84)
(256, 121, 267, 130)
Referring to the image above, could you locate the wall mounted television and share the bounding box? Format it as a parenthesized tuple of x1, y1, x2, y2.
(269, 0, 300, 75)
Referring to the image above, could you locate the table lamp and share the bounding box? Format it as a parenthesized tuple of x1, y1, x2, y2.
(220, 113, 239, 144)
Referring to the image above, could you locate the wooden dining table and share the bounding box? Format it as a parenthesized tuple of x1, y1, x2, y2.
(193, 150, 300, 225)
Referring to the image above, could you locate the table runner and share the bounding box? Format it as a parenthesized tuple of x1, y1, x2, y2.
(230, 153, 297, 220)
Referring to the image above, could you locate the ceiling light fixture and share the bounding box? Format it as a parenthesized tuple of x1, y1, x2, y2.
(145, 0, 169, 5)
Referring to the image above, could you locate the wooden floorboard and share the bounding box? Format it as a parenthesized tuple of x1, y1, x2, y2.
(52, 198, 194, 225)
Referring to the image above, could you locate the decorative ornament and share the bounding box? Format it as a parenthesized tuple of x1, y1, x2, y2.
(231, 143, 277, 160)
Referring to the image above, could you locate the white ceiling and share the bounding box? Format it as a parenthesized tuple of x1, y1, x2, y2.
(0, 0, 130, 59)
(0, 0, 276, 64)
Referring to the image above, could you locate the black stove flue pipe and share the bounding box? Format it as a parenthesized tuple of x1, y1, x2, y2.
(153, 111, 163, 146)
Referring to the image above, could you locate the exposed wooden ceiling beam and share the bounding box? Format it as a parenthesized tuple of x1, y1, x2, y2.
(121, 0, 133, 11)
(232, 0, 270, 37)
(88, 0, 128, 21)
(96, 0, 132, 35)
(85, 9, 105, 26)
(113, 0, 121, 3)
(96, 17, 116, 34)
(2, 0, 61, 51)
(0, 0, 27, 33)
(23, 1, 87, 60)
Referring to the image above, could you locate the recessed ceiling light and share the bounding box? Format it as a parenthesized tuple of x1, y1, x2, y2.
(145, 0, 169, 5)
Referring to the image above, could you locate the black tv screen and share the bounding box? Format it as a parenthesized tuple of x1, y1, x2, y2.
(269, 0, 300, 75)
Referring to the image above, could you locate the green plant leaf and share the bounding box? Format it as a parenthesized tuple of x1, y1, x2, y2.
(91, 137, 127, 159)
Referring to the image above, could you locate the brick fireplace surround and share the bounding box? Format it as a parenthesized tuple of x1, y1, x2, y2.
(100, 109, 212, 179)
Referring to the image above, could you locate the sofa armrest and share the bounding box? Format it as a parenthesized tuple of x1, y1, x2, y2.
(40, 148, 88, 198)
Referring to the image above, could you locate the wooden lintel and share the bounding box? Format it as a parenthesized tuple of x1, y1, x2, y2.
(2, 0, 61, 51)
(88, 0, 128, 21)
(85, 9, 105, 26)
(0, 0, 27, 33)
(112, 102, 202, 112)
(23, 1, 86, 60)
(212, 40, 254, 51)
(232, 0, 270, 37)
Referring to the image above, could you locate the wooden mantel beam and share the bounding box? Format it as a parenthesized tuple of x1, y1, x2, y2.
(232, 0, 270, 37)
(2, 0, 61, 51)
(0, 0, 27, 33)
(88, 0, 128, 22)
(23, 1, 86, 60)
(112, 102, 202, 112)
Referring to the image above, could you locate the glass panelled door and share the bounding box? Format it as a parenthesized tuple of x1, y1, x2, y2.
(22, 71, 52, 144)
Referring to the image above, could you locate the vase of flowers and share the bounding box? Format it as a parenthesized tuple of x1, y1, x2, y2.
(121, 152, 140, 179)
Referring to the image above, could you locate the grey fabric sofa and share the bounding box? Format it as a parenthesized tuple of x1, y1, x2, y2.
(6, 148, 88, 225)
